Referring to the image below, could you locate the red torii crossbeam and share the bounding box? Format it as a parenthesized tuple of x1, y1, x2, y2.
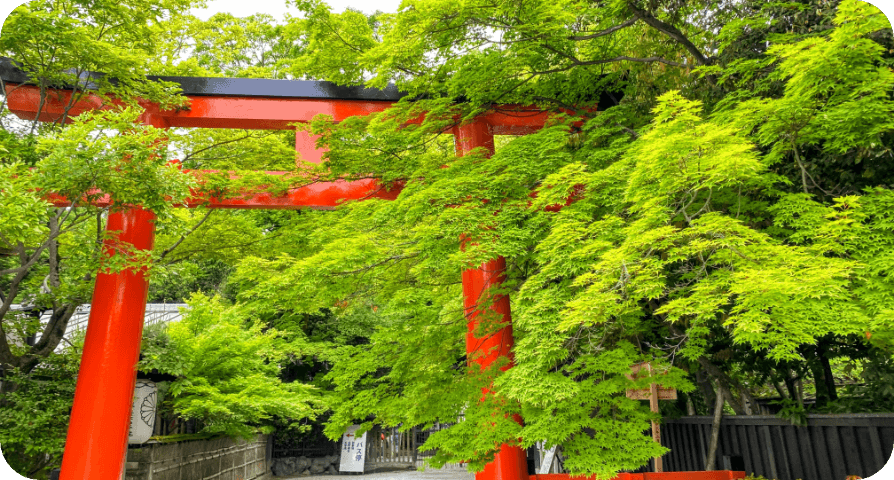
(0, 59, 609, 480)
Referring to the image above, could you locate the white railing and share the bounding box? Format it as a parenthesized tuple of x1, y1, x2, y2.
(54, 303, 189, 340)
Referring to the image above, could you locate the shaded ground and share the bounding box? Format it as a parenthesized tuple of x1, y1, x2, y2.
(276, 466, 473, 480)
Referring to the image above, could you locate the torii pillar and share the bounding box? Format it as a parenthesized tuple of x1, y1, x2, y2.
(455, 119, 528, 480)
(60, 114, 165, 480)
(60, 207, 156, 480)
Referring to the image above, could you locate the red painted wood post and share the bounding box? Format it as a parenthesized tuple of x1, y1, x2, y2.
(456, 120, 528, 480)
(59, 207, 156, 480)
(296, 129, 326, 164)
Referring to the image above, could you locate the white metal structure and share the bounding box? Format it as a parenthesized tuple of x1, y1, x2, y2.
(54, 303, 188, 341)
(6, 304, 188, 351)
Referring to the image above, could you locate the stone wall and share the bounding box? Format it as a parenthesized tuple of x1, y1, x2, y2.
(125, 434, 271, 480)
(270, 454, 341, 476)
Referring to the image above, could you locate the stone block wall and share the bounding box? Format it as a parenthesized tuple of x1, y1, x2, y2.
(125, 434, 271, 480)
(270, 454, 341, 476)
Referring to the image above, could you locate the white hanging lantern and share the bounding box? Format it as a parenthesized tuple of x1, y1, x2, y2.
(127, 379, 157, 444)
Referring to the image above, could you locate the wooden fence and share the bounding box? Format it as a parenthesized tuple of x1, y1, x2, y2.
(260, 413, 894, 479)
(660, 414, 894, 480)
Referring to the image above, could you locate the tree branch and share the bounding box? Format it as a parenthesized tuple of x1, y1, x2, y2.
(530, 55, 685, 76)
(31, 303, 78, 358)
(567, 18, 638, 41)
(159, 209, 215, 261)
(330, 254, 419, 277)
(182, 132, 274, 163)
(626, 1, 711, 66)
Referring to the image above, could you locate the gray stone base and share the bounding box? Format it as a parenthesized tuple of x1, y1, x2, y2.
(270, 454, 341, 477)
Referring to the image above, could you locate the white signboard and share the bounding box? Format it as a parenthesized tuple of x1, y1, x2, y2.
(539, 445, 557, 474)
(339, 425, 367, 473)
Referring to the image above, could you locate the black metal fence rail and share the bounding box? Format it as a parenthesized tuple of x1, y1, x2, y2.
(151, 413, 202, 437)
(662, 414, 894, 480)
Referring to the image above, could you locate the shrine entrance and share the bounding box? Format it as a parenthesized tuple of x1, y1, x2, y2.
(1, 58, 607, 480)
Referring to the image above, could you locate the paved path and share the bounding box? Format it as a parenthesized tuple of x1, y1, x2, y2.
(276, 467, 474, 480)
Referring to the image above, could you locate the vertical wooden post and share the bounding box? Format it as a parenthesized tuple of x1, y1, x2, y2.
(455, 120, 528, 480)
(648, 363, 663, 472)
(651, 381, 663, 472)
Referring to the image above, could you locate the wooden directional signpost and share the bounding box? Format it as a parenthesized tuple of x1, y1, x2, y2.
(626, 362, 677, 473)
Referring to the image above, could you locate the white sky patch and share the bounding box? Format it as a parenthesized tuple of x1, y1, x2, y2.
(191, 0, 401, 20)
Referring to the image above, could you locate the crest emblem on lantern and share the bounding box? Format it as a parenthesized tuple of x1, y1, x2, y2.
(128, 380, 158, 444)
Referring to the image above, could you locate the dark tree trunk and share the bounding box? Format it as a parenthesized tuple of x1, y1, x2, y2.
(705, 383, 724, 470)
(808, 359, 830, 407)
(811, 339, 838, 406)
(696, 370, 716, 415)
(819, 348, 838, 402)
(783, 370, 798, 401)
(698, 356, 753, 415)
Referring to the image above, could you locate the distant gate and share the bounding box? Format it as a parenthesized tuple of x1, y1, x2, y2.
(362, 423, 469, 471)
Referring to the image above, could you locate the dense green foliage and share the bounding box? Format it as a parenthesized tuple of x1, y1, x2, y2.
(0, 345, 79, 479)
(1, 0, 893, 478)
(229, 0, 894, 477)
(139, 294, 325, 439)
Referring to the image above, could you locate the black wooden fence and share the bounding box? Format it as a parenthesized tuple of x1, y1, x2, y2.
(661, 414, 894, 480)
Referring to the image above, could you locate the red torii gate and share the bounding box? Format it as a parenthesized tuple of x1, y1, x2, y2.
(1, 61, 603, 480)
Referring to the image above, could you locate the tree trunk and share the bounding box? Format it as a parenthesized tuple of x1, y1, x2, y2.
(810, 340, 838, 406)
(819, 345, 838, 402)
(698, 356, 759, 414)
(772, 381, 788, 399)
(698, 357, 746, 414)
(739, 386, 754, 415)
(705, 382, 724, 471)
(721, 388, 745, 415)
(783, 370, 798, 401)
(695, 370, 716, 414)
